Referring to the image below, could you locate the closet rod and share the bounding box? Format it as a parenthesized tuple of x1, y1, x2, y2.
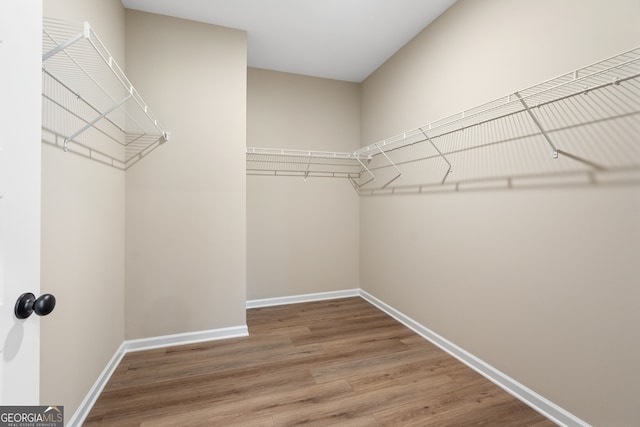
(354, 46, 640, 159)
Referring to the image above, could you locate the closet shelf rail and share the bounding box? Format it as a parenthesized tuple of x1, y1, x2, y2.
(246, 147, 363, 179)
(41, 17, 170, 170)
(354, 46, 640, 159)
(247, 46, 640, 193)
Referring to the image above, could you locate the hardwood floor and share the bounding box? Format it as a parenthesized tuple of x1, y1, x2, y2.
(85, 297, 556, 426)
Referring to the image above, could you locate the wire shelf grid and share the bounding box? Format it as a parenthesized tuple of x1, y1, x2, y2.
(246, 47, 640, 194)
(41, 17, 169, 170)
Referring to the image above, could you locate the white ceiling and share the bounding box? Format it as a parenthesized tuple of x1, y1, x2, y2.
(121, 0, 457, 82)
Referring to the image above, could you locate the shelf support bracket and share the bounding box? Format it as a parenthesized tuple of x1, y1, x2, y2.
(352, 157, 376, 188)
(63, 94, 132, 151)
(419, 128, 453, 184)
(375, 143, 402, 188)
(514, 92, 558, 159)
(42, 22, 90, 62)
(303, 153, 312, 181)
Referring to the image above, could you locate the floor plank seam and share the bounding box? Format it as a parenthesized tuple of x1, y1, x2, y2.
(85, 297, 556, 426)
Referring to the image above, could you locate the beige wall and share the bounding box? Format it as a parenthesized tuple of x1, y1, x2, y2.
(247, 69, 360, 300)
(40, 3, 248, 418)
(362, 0, 640, 145)
(360, 0, 640, 425)
(41, 0, 126, 419)
(125, 11, 247, 338)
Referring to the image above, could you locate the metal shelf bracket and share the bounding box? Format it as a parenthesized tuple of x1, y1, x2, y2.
(375, 143, 402, 188)
(353, 157, 376, 188)
(419, 127, 453, 184)
(514, 91, 559, 159)
(63, 94, 132, 151)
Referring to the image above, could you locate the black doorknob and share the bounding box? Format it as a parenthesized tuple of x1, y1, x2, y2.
(14, 292, 56, 319)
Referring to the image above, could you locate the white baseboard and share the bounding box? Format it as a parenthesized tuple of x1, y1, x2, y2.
(66, 342, 126, 427)
(359, 289, 590, 427)
(246, 288, 360, 309)
(123, 325, 249, 353)
(68, 325, 248, 426)
(70, 290, 587, 427)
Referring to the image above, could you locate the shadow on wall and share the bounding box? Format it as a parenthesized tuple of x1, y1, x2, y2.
(350, 48, 640, 196)
(246, 48, 640, 196)
(355, 133, 640, 196)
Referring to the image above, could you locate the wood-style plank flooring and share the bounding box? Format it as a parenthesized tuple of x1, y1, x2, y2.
(85, 297, 555, 426)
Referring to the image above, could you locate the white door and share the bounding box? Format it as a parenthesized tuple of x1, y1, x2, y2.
(0, 0, 43, 404)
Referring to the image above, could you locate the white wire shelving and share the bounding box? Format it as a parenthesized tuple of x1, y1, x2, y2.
(41, 18, 170, 170)
(246, 46, 640, 194)
(246, 147, 363, 180)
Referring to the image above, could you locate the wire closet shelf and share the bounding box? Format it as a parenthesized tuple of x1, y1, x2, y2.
(41, 17, 170, 170)
(246, 46, 640, 193)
